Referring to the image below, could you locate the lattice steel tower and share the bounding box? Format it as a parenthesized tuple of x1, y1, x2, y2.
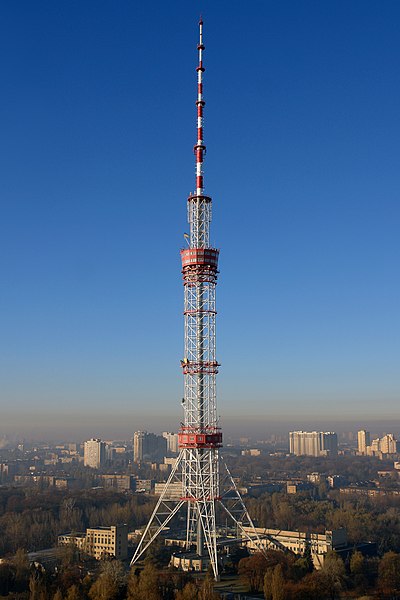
(131, 19, 262, 579)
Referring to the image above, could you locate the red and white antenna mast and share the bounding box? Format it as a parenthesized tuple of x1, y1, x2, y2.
(196, 18, 205, 196)
(130, 19, 264, 579)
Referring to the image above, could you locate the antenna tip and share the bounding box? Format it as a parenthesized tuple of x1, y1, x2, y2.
(199, 15, 203, 25)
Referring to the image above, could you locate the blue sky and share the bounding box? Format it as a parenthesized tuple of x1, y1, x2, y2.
(1, 1, 399, 439)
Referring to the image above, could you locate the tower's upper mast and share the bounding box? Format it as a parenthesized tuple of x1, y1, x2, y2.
(195, 18, 206, 196)
(188, 18, 212, 250)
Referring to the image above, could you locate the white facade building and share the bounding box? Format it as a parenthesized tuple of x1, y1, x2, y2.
(84, 438, 106, 469)
(242, 527, 347, 569)
(289, 431, 338, 457)
(58, 524, 128, 560)
(162, 431, 179, 454)
(357, 430, 370, 454)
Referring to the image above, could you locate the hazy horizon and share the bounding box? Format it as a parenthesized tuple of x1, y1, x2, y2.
(1, 2, 399, 434)
(1, 411, 400, 443)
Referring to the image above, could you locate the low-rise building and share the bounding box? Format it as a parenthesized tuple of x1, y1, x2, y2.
(58, 524, 128, 560)
(286, 481, 314, 494)
(242, 527, 348, 569)
(241, 449, 261, 456)
(340, 486, 400, 498)
(99, 474, 136, 492)
(135, 478, 154, 493)
(170, 552, 210, 572)
(307, 472, 322, 484)
(154, 481, 182, 500)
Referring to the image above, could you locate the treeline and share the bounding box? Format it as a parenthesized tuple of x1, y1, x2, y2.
(238, 548, 400, 599)
(0, 551, 221, 600)
(246, 491, 400, 552)
(2, 547, 400, 599)
(0, 488, 155, 555)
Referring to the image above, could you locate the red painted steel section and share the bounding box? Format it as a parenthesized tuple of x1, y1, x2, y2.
(178, 430, 223, 449)
(181, 248, 219, 269)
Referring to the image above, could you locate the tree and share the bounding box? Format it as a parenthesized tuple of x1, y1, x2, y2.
(60, 542, 79, 571)
(53, 590, 63, 600)
(127, 569, 140, 600)
(378, 551, 400, 593)
(127, 563, 161, 600)
(12, 547, 30, 586)
(238, 553, 268, 592)
(302, 543, 314, 573)
(263, 568, 273, 600)
(0, 562, 15, 597)
(138, 562, 161, 600)
(29, 572, 48, 600)
(89, 576, 116, 600)
(349, 550, 367, 592)
(144, 538, 171, 568)
(318, 551, 347, 600)
(271, 564, 285, 600)
(199, 574, 220, 600)
(127, 569, 141, 600)
(66, 584, 81, 600)
(175, 582, 198, 600)
(89, 560, 126, 600)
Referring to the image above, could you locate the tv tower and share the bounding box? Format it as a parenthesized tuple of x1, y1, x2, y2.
(131, 19, 263, 579)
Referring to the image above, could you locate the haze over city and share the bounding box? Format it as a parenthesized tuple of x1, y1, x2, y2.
(1, 1, 399, 439)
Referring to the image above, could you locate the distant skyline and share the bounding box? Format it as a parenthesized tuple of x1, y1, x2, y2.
(1, 1, 399, 437)
(2, 416, 400, 445)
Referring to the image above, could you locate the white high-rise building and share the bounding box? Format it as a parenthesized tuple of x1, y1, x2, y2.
(378, 433, 397, 454)
(357, 430, 370, 454)
(162, 431, 179, 454)
(289, 431, 337, 457)
(84, 438, 106, 469)
(365, 433, 397, 456)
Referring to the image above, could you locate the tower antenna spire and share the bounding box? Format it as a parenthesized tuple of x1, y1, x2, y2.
(195, 17, 206, 196)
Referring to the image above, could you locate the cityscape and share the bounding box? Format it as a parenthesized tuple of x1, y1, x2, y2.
(2, 1, 400, 600)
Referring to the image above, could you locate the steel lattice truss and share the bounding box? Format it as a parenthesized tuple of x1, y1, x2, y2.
(130, 450, 266, 578)
(130, 20, 268, 579)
